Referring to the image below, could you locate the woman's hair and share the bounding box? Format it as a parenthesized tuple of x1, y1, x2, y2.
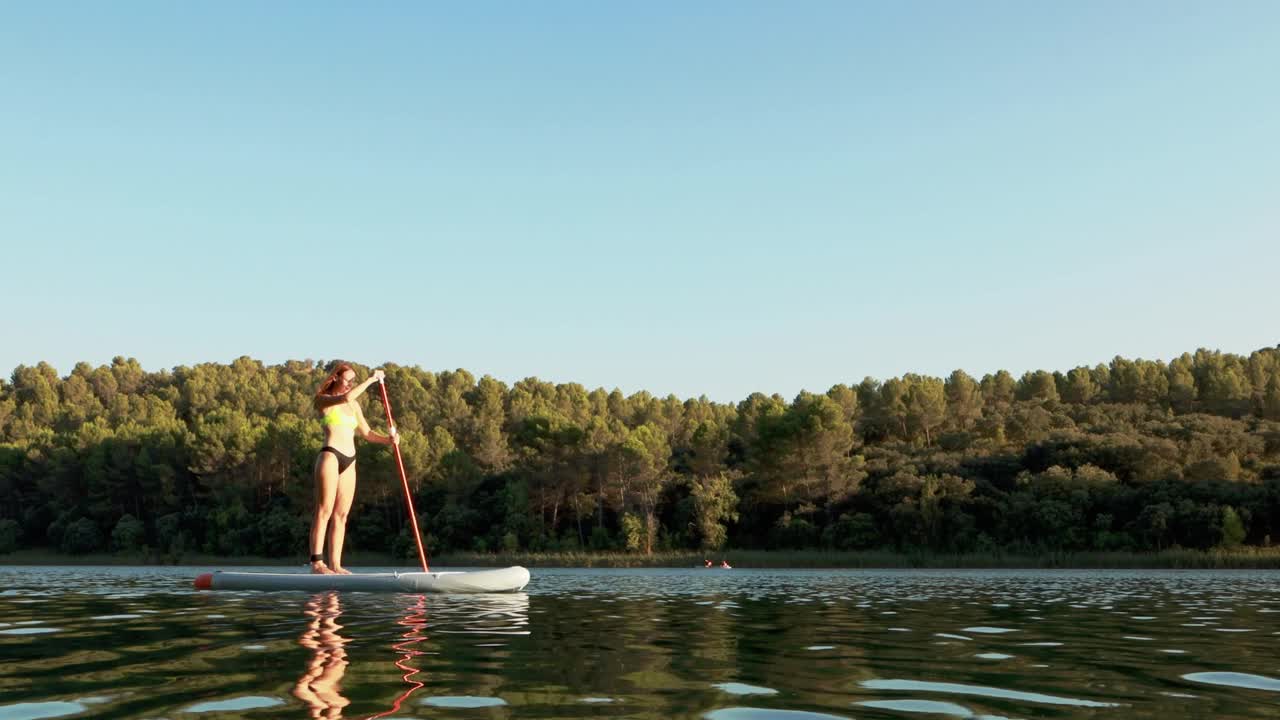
(316, 363, 356, 403)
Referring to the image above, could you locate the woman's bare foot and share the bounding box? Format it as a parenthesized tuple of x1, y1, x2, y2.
(310, 560, 336, 575)
(330, 565, 353, 575)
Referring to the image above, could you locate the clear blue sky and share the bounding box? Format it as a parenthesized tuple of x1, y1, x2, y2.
(4, 2, 1277, 401)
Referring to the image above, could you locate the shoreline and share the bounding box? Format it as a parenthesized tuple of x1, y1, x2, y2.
(4, 547, 1280, 570)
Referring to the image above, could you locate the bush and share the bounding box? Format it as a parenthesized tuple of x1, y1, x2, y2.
(772, 514, 820, 549)
(621, 513, 644, 553)
(938, 431, 974, 452)
(392, 527, 422, 559)
(589, 525, 613, 551)
(0, 518, 20, 554)
(46, 516, 68, 549)
(168, 530, 188, 561)
(825, 512, 878, 550)
(156, 512, 182, 554)
(1221, 506, 1246, 549)
(112, 514, 145, 552)
(259, 505, 306, 556)
(61, 518, 102, 555)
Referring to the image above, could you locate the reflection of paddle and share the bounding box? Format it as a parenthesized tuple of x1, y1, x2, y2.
(367, 595, 429, 720)
(378, 377, 429, 572)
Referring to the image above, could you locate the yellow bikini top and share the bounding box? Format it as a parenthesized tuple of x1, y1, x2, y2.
(321, 406, 359, 429)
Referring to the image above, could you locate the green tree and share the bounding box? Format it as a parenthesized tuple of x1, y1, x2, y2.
(878, 378, 910, 439)
(752, 393, 857, 514)
(1167, 355, 1197, 413)
(1263, 374, 1280, 421)
(825, 383, 860, 424)
(905, 375, 946, 444)
(1017, 370, 1060, 405)
(1220, 506, 1246, 548)
(621, 424, 671, 554)
(944, 370, 982, 430)
(980, 370, 1016, 409)
(466, 375, 512, 471)
(1195, 350, 1251, 415)
(689, 473, 739, 550)
(1062, 367, 1097, 405)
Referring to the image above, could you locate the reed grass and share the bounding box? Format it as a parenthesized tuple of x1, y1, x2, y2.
(5, 546, 1280, 569)
(434, 547, 1280, 569)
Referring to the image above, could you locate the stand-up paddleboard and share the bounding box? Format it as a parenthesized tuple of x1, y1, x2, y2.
(194, 566, 530, 593)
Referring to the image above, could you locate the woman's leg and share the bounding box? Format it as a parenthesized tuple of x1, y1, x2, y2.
(328, 464, 357, 574)
(310, 452, 340, 574)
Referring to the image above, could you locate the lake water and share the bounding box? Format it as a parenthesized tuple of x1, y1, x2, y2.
(1, 567, 1278, 719)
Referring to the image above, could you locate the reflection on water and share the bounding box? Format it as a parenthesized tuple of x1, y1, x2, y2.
(183, 696, 286, 713)
(0, 567, 1278, 718)
(858, 698, 978, 717)
(366, 592, 428, 720)
(289, 590, 526, 718)
(1182, 671, 1280, 692)
(705, 709, 849, 720)
(0, 700, 88, 720)
(293, 592, 351, 718)
(714, 682, 779, 696)
(860, 678, 1120, 707)
(420, 695, 508, 707)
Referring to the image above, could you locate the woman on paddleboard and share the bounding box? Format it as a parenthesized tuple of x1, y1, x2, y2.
(310, 363, 398, 574)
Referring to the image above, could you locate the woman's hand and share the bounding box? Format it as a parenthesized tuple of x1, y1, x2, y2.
(371, 369, 386, 383)
(390, 426, 400, 446)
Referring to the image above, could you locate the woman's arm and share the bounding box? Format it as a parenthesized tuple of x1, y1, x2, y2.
(315, 370, 386, 410)
(355, 401, 399, 445)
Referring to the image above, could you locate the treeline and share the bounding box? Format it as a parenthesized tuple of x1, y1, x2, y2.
(1, 348, 1280, 561)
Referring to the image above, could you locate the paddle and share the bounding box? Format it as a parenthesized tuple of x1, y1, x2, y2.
(378, 375, 430, 572)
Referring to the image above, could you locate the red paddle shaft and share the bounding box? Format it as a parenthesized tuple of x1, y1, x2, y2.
(378, 379, 429, 572)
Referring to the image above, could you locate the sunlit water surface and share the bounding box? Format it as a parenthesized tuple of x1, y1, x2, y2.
(1, 567, 1278, 719)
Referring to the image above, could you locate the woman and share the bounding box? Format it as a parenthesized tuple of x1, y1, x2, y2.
(311, 364, 398, 574)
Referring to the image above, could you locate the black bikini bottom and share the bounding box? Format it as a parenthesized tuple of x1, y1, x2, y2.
(319, 446, 357, 474)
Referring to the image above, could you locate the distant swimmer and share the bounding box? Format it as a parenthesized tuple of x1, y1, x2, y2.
(704, 559, 713, 568)
(720, 560, 732, 569)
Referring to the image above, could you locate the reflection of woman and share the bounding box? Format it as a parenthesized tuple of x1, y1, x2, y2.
(295, 592, 349, 719)
(311, 364, 399, 574)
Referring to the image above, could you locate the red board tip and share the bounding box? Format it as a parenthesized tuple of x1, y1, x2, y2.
(193, 573, 213, 590)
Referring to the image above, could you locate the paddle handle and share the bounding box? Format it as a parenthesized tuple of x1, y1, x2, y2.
(378, 377, 429, 572)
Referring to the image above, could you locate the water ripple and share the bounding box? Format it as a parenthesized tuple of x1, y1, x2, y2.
(1, 567, 1278, 718)
(860, 679, 1120, 707)
(1183, 672, 1280, 692)
(0, 701, 87, 720)
(714, 682, 779, 696)
(857, 699, 978, 716)
(706, 709, 849, 720)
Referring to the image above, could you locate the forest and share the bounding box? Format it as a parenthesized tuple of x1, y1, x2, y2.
(2, 346, 1279, 561)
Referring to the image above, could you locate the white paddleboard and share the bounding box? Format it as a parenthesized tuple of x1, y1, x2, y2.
(194, 566, 530, 593)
